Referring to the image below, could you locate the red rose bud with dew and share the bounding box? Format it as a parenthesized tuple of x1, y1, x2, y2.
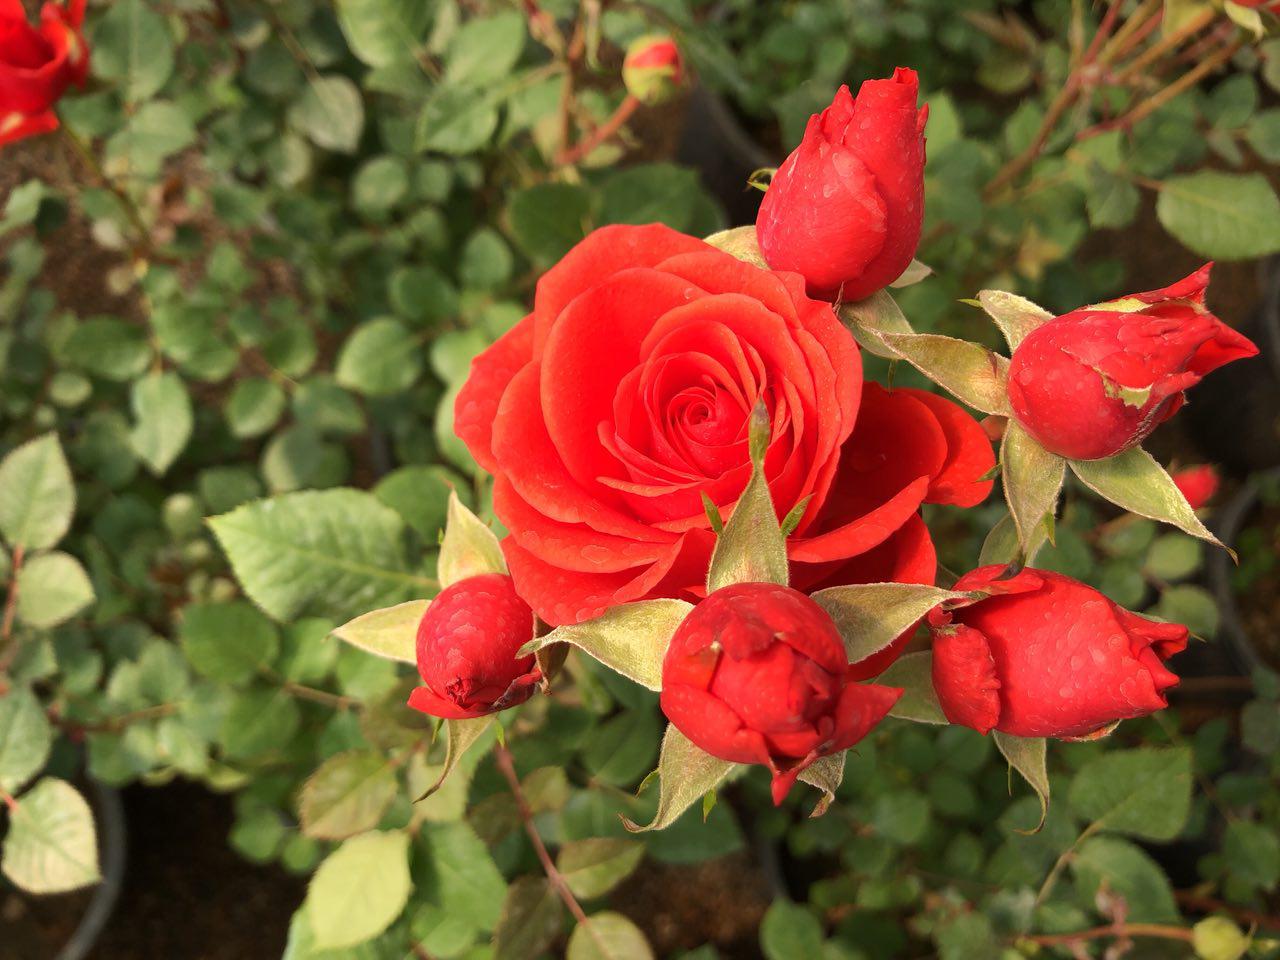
(1173, 464, 1219, 510)
(929, 566, 1187, 740)
(408, 574, 541, 720)
(1006, 265, 1258, 461)
(756, 69, 927, 302)
(0, 0, 88, 147)
(622, 34, 683, 105)
(660, 582, 900, 804)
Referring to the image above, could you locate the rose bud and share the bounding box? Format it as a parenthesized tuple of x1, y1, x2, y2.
(1172, 464, 1219, 510)
(622, 34, 683, 106)
(929, 566, 1187, 739)
(756, 68, 927, 302)
(408, 573, 541, 720)
(1006, 265, 1258, 461)
(660, 582, 900, 804)
(0, 0, 89, 147)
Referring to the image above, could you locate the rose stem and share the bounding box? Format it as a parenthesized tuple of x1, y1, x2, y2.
(1110, 8, 1215, 85)
(1024, 923, 1195, 946)
(556, 94, 641, 166)
(57, 121, 155, 261)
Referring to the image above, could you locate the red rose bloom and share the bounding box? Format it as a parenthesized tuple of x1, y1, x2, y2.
(1006, 265, 1258, 461)
(408, 573, 541, 720)
(660, 582, 900, 804)
(756, 69, 927, 302)
(1172, 464, 1219, 510)
(929, 566, 1188, 739)
(455, 223, 994, 635)
(0, 0, 88, 147)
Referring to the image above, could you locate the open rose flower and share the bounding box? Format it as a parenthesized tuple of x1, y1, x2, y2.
(408, 573, 541, 720)
(756, 69, 927, 302)
(1006, 265, 1258, 461)
(661, 582, 900, 804)
(1172, 464, 1219, 510)
(0, 0, 88, 147)
(455, 223, 994, 637)
(929, 566, 1187, 739)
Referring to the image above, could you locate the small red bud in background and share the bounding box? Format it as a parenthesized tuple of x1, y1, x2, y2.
(622, 34, 684, 106)
(1172, 464, 1220, 510)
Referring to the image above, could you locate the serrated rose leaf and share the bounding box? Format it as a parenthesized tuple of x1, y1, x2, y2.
(1, 778, 100, 894)
(438, 489, 507, 588)
(810, 583, 962, 663)
(566, 912, 654, 960)
(299, 751, 398, 841)
(978, 289, 1053, 351)
(876, 651, 946, 724)
(334, 599, 429, 663)
(0, 688, 51, 793)
(878, 331, 1013, 416)
(622, 725, 737, 833)
(306, 831, 411, 950)
(556, 838, 645, 899)
(1067, 746, 1193, 840)
(1001, 421, 1066, 555)
(493, 877, 563, 960)
(993, 731, 1049, 833)
(0, 433, 74, 551)
(15, 552, 94, 629)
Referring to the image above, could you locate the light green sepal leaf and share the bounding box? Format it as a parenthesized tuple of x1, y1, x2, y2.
(797, 752, 844, 818)
(979, 514, 1050, 567)
(622, 725, 738, 833)
(1, 778, 100, 894)
(0, 433, 74, 551)
(993, 732, 1049, 834)
(521, 599, 692, 692)
(438, 490, 506, 589)
(702, 226, 767, 268)
(1069, 448, 1227, 553)
(977, 289, 1053, 351)
(810, 583, 960, 663)
(1001, 421, 1066, 555)
(839, 291, 913, 360)
(334, 599, 429, 663)
(876, 652, 946, 724)
(417, 717, 495, 801)
(878, 331, 1013, 416)
(706, 404, 788, 592)
(305, 831, 411, 950)
(890, 259, 933, 288)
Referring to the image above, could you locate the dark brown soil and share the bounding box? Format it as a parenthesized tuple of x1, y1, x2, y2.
(1235, 504, 1280, 672)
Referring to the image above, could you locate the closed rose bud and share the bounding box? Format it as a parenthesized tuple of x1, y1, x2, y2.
(929, 566, 1187, 739)
(756, 68, 927, 302)
(622, 34, 683, 106)
(1006, 265, 1258, 461)
(660, 582, 900, 805)
(408, 573, 541, 720)
(1173, 464, 1220, 510)
(0, 0, 89, 147)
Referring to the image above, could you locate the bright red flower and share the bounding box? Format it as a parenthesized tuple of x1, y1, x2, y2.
(1006, 265, 1258, 461)
(455, 224, 995, 642)
(929, 566, 1188, 739)
(757, 69, 928, 302)
(1172, 464, 1219, 510)
(408, 574, 541, 720)
(660, 582, 900, 804)
(0, 0, 88, 147)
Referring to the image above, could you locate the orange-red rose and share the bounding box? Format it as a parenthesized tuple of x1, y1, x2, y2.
(0, 0, 88, 147)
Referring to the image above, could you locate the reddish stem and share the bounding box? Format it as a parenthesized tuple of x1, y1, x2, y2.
(1026, 923, 1195, 946)
(556, 95, 641, 166)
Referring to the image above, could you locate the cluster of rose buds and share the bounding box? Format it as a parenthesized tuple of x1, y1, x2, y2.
(0, 0, 89, 146)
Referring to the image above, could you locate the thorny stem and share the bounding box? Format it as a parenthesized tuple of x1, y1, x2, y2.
(556, 94, 641, 166)
(1024, 922, 1195, 946)
(0, 544, 27, 678)
(58, 121, 154, 260)
(1176, 891, 1280, 930)
(1095, 0, 1162, 65)
(281, 679, 360, 711)
(0, 787, 17, 814)
(1111, 8, 1215, 85)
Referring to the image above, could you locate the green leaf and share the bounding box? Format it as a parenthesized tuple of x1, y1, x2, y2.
(1156, 584, 1219, 638)
(91, 0, 174, 101)
(299, 751, 398, 841)
(0, 687, 52, 793)
(600, 164, 703, 231)
(1001, 421, 1065, 555)
(877, 651, 946, 724)
(220, 689, 301, 760)
(334, 599, 427, 664)
(335, 318, 424, 396)
(105, 101, 197, 177)
(62, 317, 152, 381)
(706, 403, 787, 592)
(810, 583, 959, 664)
(567, 912, 655, 960)
(1144, 534, 1202, 581)
(1156, 171, 1280, 260)
(979, 514, 1050, 567)
(1223, 819, 1280, 892)
(703, 226, 767, 268)
(890, 259, 933, 289)
(180, 600, 280, 684)
(523, 599, 691, 692)
(992, 732, 1049, 833)
(16, 551, 94, 628)
(420, 821, 507, 932)
(1068, 746, 1193, 840)
(438, 490, 506, 588)
(209, 489, 435, 622)
(878, 331, 1012, 416)
(334, 0, 431, 68)
(977, 289, 1052, 352)
(493, 877, 564, 960)
(444, 12, 526, 86)
(128, 371, 193, 476)
(416, 86, 500, 155)
(1, 778, 100, 894)
(291, 75, 365, 154)
(622, 725, 737, 833)
(1072, 835, 1179, 922)
(839, 291, 913, 360)
(1070, 449, 1225, 551)
(418, 717, 495, 800)
(557, 839, 645, 899)
(760, 900, 824, 960)
(225, 379, 286, 439)
(0, 433, 74, 550)
(306, 831, 412, 950)
(507, 183, 594, 265)
(375, 465, 462, 541)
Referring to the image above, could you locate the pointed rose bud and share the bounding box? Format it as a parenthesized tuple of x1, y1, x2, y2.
(0, 0, 90, 147)
(660, 582, 900, 805)
(622, 34, 684, 106)
(408, 573, 541, 720)
(756, 68, 928, 302)
(1172, 464, 1220, 510)
(929, 566, 1187, 739)
(1005, 265, 1259, 461)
